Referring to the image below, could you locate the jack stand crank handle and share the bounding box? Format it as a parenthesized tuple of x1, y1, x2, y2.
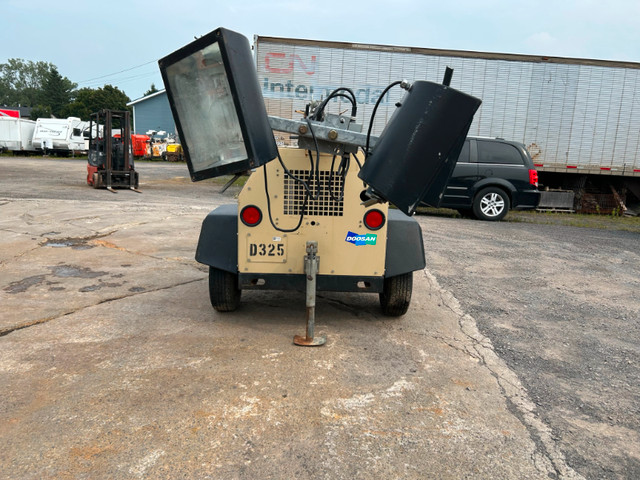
(294, 241, 326, 347)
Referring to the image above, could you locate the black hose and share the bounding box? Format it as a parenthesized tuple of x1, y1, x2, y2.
(305, 117, 322, 199)
(365, 80, 403, 159)
(263, 163, 307, 233)
(328, 154, 349, 202)
(311, 87, 357, 120)
(275, 146, 319, 200)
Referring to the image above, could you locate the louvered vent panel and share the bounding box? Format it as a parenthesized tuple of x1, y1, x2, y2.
(283, 169, 344, 216)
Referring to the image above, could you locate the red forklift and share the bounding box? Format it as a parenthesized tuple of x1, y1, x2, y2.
(86, 109, 139, 192)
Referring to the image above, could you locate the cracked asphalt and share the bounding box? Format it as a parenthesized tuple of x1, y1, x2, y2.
(419, 215, 640, 479)
(0, 156, 615, 479)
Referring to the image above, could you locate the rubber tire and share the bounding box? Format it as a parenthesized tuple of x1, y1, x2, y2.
(472, 187, 510, 221)
(379, 272, 413, 317)
(209, 267, 241, 312)
(92, 172, 101, 189)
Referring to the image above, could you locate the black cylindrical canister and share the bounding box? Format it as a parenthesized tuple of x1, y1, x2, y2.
(358, 81, 481, 216)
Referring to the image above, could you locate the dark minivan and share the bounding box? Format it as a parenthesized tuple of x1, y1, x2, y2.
(435, 137, 540, 221)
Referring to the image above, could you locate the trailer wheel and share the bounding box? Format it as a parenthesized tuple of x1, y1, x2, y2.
(379, 272, 413, 316)
(209, 267, 241, 312)
(473, 187, 510, 221)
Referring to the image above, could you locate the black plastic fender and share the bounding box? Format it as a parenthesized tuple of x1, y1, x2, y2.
(384, 209, 426, 277)
(195, 204, 238, 273)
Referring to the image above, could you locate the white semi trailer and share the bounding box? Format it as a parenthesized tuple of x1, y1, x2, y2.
(0, 117, 37, 154)
(254, 35, 640, 212)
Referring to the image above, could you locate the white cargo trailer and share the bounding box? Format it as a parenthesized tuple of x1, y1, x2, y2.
(32, 117, 87, 155)
(254, 36, 640, 211)
(0, 117, 37, 154)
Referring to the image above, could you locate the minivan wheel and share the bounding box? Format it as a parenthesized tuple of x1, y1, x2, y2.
(473, 187, 510, 221)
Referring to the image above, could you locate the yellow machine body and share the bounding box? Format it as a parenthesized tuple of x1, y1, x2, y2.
(166, 143, 182, 154)
(238, 148, 387, 278)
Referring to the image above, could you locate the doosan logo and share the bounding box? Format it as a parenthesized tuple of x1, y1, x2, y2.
(345, 231, 377, 246)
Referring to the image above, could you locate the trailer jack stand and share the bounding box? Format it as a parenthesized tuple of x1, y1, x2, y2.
(294, 241, 326, 347)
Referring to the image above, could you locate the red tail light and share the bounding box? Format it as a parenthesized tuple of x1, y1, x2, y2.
(363, 209, 385, 230)
(529, 169, 539, 187)
(240, 205, 262, 226)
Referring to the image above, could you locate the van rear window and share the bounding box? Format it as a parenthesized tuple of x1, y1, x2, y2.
(457, 140, 470, 163)
(477, 141, 523, 165)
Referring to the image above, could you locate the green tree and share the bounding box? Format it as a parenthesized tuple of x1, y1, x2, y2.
(0, 59, 53, 106)
(63, 85, 131, 120)
(42, 67, 76, 117)
(30, 105, 52, 121)
(144, 83, 159, 97)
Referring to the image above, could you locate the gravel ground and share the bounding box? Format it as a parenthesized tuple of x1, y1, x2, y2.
(1, 157, 563, 478)
(2, 156, 638, 478)
(417, 213, 640, 479)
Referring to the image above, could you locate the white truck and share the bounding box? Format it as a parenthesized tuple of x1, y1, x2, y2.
(32, 117, 88, 155)
(0, 117, 37, 154)
(254, 35, 640, 212)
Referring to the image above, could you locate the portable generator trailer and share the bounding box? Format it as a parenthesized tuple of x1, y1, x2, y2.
(87, 109, 140, 192)
(159, 28, 481, 345)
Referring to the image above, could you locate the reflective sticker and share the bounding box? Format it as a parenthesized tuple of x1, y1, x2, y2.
(345, 231, 377, 246)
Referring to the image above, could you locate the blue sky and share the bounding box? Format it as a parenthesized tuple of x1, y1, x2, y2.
(3, 0, 640, 101)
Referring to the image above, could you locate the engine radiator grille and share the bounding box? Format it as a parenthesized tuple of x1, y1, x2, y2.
(283, 169, 344, 216)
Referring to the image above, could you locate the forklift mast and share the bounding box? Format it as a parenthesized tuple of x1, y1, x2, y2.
(87, 109, 139, 192)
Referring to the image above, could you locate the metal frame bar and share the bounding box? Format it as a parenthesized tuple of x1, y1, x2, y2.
(268, 116, 378, 152)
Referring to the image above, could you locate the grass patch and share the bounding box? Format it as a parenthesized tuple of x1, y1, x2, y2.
(414, 206, 463, 218)
(416, 206, 640, 233)
(506, 210, 640, 232)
